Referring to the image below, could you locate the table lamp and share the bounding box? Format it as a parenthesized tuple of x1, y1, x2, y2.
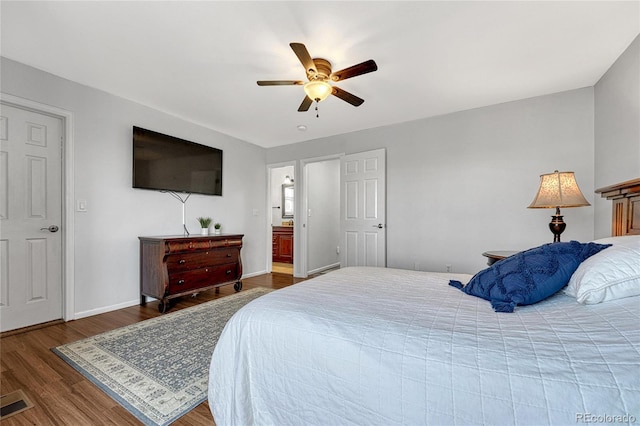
(528, 170, 590, 242)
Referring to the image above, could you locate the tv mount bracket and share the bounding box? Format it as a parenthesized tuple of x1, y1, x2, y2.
(164, 191, 192, 236)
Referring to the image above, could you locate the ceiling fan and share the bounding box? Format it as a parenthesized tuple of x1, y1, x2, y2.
(257, 42, 378, 115)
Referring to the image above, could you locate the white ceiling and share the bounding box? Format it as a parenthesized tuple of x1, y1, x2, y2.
(1, 1, 638, 148)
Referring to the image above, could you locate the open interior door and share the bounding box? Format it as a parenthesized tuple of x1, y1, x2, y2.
(340, 149, 386, 267)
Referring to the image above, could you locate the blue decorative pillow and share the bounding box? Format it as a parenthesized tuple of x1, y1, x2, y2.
(449, 241, 611, 312)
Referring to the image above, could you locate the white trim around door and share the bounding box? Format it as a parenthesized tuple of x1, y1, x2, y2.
(266, 161, 297, 276)
(0, 93, 76, 322)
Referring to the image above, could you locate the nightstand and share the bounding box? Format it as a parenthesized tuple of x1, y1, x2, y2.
(482, 250, 519, 266)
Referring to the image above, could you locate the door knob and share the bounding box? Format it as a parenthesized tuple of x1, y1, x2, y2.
(372, 224, 384, 229)
(40, 225, 59, 232)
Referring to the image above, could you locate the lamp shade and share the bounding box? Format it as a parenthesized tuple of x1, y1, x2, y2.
(303, 80, 332, 102)
(528, 170, 590, 209)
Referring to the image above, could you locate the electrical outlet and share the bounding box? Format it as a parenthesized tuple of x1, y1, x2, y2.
(446, 264, 452, 273)
(336, 246, 340, 254)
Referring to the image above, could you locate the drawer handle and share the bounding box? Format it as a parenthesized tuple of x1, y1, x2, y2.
(177, 279, 185, 286)
(226, 270, 232, 275)
(178, 259, 186, 264)
(226, 253, 231, 257)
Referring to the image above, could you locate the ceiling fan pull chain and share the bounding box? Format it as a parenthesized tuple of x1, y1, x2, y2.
(315, 99, 319, 118)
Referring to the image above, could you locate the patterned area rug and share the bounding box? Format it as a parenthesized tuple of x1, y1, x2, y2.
(53, 287, 273, 426)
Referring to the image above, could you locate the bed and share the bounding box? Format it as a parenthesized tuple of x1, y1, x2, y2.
(208, 179, 640, 426)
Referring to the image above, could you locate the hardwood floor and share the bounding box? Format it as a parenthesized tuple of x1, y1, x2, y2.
(0, 273, 304, 425)
(271, 262, 293, 274)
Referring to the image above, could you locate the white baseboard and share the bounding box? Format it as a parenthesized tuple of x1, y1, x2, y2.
(74, 270, 268, 320)
(74, 299, 140, 320)
(242, 270, 267, 279)
(308, 262, 340, 276)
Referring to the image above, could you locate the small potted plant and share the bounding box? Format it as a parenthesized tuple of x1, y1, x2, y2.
(213, 222, 222, 235)
(197, 217, 212, 235)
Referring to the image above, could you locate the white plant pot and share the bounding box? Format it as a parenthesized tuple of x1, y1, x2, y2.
(214, 229, 221, 235)
(201, 228, 209, 235)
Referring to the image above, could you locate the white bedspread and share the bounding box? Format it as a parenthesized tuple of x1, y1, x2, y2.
(209, 267, 640, 426)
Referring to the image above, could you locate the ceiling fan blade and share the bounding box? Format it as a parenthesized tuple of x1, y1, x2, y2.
(331, 59, 378, 82)
(290, 42, 317, 75)
(332, 86, 364, 107)
(298, 96, 313, 112)
(257, 80, 304, 86)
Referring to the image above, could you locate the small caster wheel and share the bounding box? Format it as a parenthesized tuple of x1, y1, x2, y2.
(234, 281, 243, 292)
(158, 300, 168, 313)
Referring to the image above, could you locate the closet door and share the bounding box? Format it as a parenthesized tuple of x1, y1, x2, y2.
(0, 103, 63, 332)
(340, 149, 386, 268)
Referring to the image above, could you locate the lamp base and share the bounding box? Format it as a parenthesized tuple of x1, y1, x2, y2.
(549, 207, 566, 242)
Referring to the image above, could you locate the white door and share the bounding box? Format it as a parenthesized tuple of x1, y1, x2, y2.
(340, 149, 386, 267)
(0, 103, 63, 332)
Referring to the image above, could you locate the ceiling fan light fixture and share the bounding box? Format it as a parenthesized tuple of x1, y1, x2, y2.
(303, 80, 332, 102)
(257, 43, 377, 112)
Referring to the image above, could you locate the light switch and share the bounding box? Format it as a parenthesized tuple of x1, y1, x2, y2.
(77, 199, 87, 212)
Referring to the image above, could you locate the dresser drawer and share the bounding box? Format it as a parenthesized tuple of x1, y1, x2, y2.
(209, 237, 242, 249)
(159, 235, 244, 253)
(168, 263, 239, 294)
(166, 248, 239, 272)
(166, 239, 211, 253)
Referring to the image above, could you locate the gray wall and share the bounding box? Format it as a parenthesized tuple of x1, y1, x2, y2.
(268, 88, 596, 275)
(1, 57, 267, 318)
(1, 32, 637, 318)
(270, 31, 640, 274)
(594, 35, 640, 238)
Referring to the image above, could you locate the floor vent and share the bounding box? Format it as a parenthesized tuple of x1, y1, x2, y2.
(0, 389, 33, 419)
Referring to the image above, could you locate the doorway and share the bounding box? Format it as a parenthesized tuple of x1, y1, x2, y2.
(303, 157, 341, 275)
(269, 165, 294, 275)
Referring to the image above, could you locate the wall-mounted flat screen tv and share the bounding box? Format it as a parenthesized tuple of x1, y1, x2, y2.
(133, 126, 222, 196)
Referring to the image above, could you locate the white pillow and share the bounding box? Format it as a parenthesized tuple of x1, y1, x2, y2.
(591, 235, 640, 247)
(565, 236, 640, 304)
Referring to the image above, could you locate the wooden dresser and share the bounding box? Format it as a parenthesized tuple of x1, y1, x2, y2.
(272, 226, 293, 264)
(139, 234, 243, 312)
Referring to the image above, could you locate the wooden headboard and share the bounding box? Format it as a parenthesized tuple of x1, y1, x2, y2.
(595, 178, 640, 236)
